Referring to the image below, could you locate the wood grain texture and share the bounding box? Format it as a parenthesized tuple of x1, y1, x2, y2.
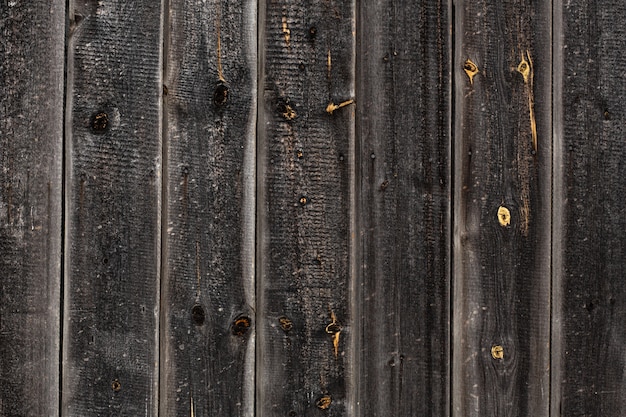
(0, 1, 64, 415)
(452, 0, 552, 416)
(356, 0, 450, 416)
(257, 0, 355, 415)
(160, 0, 256, 415)
(552, 1, 626, 415)
(63, 1, 163, 415)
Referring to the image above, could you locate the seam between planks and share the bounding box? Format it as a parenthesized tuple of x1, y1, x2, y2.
(550, 0, 564, 415)
(60, 0, 71, 415)
(346, 0, 358, 417)
(255, 0, 266, 414)
(449, 1, 456, 417)
(159, 0, 170, 415)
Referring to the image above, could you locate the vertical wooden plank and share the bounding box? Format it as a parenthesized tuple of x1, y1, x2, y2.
(63, 1, 163, 415)
(452, 0, 551, 416)
(356, 0, 450, 416)
(552, 1, 626, 415)
(257, 0, 355, 415)
(160, 0, 256, 415)
(0, 1, 64, 415)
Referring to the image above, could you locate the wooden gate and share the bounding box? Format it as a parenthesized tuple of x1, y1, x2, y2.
(0, 0, 624, 416)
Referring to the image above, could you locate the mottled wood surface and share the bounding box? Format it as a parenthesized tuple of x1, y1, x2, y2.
(357, 0, 451, 416)
(0, 1, 624, 416)
(160, 0, 256, 415)
(0, 1, 64, 416)
(63, 1, 163, 415)
(256, 0, 356, 415)
(553, 1, 626, 415)
(453, 0, 552, 416)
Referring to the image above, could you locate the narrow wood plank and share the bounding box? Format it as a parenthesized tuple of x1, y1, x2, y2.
(452, 0, 552, 416)
(356, 0, 451, 416)
(160, 0, 256, 415)
(63, 2, 163, 415)
(257, 0, 355, 415)
(0, 1, 64, 415)
(552, 1, 626, 415)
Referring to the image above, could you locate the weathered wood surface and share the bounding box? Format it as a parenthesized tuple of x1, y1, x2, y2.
(0, 1, 64, 416)
(357, 1, 450, 416)
(552, 1, 626, 415)
(453, 0, 552, 416)
(257, 0, 356, 415)
(1, 0, 626, 415)
(63, 1, 163, 416)
(160, 0, 256, 415)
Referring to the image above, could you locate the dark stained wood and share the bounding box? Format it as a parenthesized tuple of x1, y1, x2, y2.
(160, 0, 256, 415)
(552, 1, 626, 415)
(0, 1, 64, 415)
(452, 0, 552, 416)
(356, 0, 451, 416)
(63, 2, 163, 415)
(257, 0, 355, 415)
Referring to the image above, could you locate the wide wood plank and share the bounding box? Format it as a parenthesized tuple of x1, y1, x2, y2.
(0, 1, 64, 415)
(63, 2, 163, 415)
(159, 0, 256, 415)
(356, 0, 451, 416)
(452, 0, 552, 416)
(257, 0, 356, 415)
(552, 1, 626, 415)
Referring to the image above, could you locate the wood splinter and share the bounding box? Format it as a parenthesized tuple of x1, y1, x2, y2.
(325, 311, 341, 357)
(326, 99, 354, 114)
(517, 50, 537, 152)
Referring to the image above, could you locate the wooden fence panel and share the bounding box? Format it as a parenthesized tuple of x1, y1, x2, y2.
(160, 0, 256, 415)
(63, 2, 163, 416)
(453, 0, 552, 416)
(552, 1, 626, 415)
(256, 0, 355, 415)
(356, 1, 451, 416)
(0, 1, 64, 415)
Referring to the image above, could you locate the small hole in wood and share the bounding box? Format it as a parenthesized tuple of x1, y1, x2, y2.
(316, 395, 331, 410)
(497, 206, 511, 227)
(111, 379, 121, 392)
(191, 305, 205, 326)
(279, 316, 293, 332)
(281, 103, 297, 120)
(325, 323, 341, 334)
(232, 315, 251, 336)
(213, 83, 229, 107)
(491, 345, 504, 360)
(91, 112, 109, 133)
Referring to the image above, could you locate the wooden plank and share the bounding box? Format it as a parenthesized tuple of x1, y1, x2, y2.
(63, 2, 163, 416)
(552, 1, 626, 415)
(0, 1, 64, 415)
(452, 0, 552, 416)
(257, 0, 355, 415)
(159, 0, 256, 415)
(356, 0, 451, 416)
